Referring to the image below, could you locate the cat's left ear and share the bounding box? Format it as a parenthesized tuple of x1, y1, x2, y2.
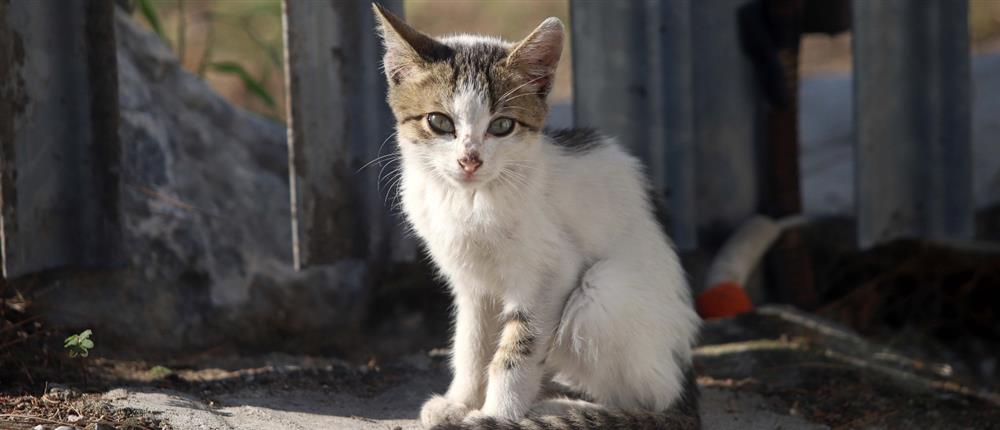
(372, 3, 450, 85)
(506, 17, 564, 96)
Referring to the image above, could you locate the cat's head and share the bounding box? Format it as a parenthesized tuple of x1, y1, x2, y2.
(373, 4, 563, 189)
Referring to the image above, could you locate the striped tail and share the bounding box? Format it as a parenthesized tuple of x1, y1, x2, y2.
(431, 408, 700, 430)
(432, 369, 701, 430)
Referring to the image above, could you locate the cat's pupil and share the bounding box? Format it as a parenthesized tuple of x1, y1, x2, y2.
(427, 113, 455, 135)
(488, 117, 515, 137)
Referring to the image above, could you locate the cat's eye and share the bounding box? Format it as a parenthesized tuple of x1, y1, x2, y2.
(426, 113, 455, 134)
(488, 117, 515, 137)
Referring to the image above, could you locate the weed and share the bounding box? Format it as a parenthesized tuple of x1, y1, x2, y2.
(64, 330, 94, 358)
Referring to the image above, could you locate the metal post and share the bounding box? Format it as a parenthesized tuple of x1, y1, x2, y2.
(282, 0, 407, 269)
(853, 0, 973, 248)
(572, 0, 765, 252)
(0, 0, 122, 279)
(690, 0, 762, 240)
(571, 0, 698, 250)
(735, 0, 818, 308)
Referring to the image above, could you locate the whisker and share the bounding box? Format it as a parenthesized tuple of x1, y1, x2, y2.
(357, 131, 399, 173)
(493, 75, 547, 109)
(357, 153, 398, 174)
(379, 170, 402, 196)
(497, 106, 531, 115)
(384, 174, 403, 208)
(497, 92, 548, 106)
(377, 159, 401, 186)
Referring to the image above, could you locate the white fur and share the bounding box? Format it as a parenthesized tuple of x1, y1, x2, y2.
(382, 23, 701, 427)
(401, 110, 700, 427)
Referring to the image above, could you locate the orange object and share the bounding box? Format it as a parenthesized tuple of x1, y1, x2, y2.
(696, 281, 753, 319)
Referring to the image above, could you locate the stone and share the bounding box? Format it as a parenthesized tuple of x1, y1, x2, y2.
(27, 11, 369, 353)
(45, 384, 81, 401)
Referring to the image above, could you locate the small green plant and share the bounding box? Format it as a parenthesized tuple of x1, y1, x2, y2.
(64, 329, 95, 358)
(149, 365, 174, 378)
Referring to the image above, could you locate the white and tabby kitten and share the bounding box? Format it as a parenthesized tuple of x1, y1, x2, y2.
(372, 5, 701, 429)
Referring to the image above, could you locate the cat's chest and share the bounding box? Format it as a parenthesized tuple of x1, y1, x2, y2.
(403, 179, 519, 259)
(411, 198, 515, 248)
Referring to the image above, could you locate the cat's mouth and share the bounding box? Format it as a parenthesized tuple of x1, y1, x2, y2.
(446, 168, 495, 188)
(455, 171, 484, 185)
(460, 171, 479, 183)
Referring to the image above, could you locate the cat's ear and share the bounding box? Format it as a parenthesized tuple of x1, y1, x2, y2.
(506, 17, 564, 96)
(372, 3, 450, 85)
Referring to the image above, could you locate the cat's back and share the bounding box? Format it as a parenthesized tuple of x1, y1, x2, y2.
(543, 127, 647, 196)
(542, 128, 657, 254)
(545, 127, 608, 156)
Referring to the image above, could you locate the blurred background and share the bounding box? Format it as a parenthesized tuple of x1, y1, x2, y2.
(123, 0, 575, 120)
(126, 0, 1000, 120)
(1, 1, 1000, 428)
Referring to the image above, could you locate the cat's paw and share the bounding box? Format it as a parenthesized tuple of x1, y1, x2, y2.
(420, 395, 470, 428)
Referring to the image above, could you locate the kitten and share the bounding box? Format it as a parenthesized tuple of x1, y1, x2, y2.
(372, 4, 701, 429)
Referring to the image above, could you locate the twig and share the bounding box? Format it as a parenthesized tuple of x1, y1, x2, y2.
(696, 376, 759, 388)
(694, 337, 807, 356)
(176, 0, 186, 66)
(21, 362, 34, 386)
(820, 347, 1000, 407)
(130, 183, 220, 217)
(0, 413, 72, 426)
(698, 336, 1000, 407)
(196, 11, 216, 76)
(0, 314, 42, 333)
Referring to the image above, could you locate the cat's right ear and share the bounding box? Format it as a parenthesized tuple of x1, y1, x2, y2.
(372, 3, 449, 85)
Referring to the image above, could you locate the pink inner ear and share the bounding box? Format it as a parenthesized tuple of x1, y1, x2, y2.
(508, 36, 561, 93)
(384, 54, 406, 84)
(533, 75, 552, 93)
(383, 48, 422, 85)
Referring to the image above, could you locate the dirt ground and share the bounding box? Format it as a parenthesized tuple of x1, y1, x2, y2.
(3, 237, 999, 429)
(3, 306, 998, 430)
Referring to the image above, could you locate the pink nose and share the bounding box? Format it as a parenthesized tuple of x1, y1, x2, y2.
(458, 154, 482, 174)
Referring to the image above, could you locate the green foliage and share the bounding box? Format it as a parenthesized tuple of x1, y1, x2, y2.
(130, 1, 283, 117)
(149, 365, 174, 378)
(136, 0, 167, 42)
(64, 329, 94, 358)
(210, 61, 276, 108)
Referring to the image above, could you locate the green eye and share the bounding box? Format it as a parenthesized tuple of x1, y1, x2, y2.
(488, 117, 515, 137)
(426, 113, 455, 134)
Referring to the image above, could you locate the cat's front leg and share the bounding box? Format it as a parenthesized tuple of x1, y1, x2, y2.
(420, 290, 499, 427)
(476, 303, 555, 421)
